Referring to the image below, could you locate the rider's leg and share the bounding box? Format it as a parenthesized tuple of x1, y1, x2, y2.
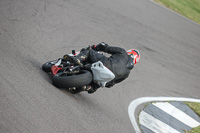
(87, 49, 108, 64)
(63, 45, 110, 65)
(63, 47, 90, 65)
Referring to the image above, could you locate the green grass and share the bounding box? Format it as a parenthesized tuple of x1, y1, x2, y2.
(184, 126, 200, 133)
(184, 102, 200, 133)
(185, 102, 200, 117)
(154, 0, 200, 24)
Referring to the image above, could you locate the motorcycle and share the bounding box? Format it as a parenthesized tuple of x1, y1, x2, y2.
(42, 50, 115, 94)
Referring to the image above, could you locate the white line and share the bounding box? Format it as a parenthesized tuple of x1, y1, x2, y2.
(128, 97, 200, 133)
(140, 111, 181, 133)
(153, 102, 200, 128)
(149, 0, 199, 25)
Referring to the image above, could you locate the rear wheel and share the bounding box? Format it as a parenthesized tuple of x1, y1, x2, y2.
(52, 70, 93, 88)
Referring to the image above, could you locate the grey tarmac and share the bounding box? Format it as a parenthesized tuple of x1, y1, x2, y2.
(0, 0, 200, 133)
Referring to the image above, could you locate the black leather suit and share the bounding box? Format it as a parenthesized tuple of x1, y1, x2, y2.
(81, 43, 134, 92)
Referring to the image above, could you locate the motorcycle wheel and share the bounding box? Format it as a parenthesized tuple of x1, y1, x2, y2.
(52, 70, 93, 88)
(42, 60, 57, 72)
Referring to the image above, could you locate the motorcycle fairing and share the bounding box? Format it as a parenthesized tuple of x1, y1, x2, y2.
(51, 59, 62, 75)
(91, 61, 115, 88)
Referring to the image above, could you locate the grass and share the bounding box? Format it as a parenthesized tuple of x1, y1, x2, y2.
(184, 102, 200, 133)
(184, 125, 200, 133)
(185, 102, 200, 117)
(154, 0, 200, 24)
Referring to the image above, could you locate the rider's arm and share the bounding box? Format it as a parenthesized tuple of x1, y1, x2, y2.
(95, 42, 127, 55)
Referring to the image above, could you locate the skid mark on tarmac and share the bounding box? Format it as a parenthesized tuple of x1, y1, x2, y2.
(128, 97, 200, 133)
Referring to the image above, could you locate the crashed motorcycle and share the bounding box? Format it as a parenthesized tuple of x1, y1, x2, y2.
(42, 50, 115, 94)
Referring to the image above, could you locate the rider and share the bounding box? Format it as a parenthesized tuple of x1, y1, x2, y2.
(64, 42, 140, 94)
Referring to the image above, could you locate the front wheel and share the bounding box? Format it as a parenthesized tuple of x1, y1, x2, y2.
(52, 70, 93, 88)
(42, 60, 57, 72)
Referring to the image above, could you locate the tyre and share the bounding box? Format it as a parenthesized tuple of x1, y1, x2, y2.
(52, 70, 93, 88)
(42, 60, 57, 72)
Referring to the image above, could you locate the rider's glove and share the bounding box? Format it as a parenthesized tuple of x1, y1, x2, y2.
(105, 81, 115, 88)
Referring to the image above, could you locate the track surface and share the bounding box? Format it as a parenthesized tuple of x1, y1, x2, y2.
(0, 0, 200, 132)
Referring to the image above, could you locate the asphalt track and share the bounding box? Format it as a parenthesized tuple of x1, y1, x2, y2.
(0, 0, 200, 132)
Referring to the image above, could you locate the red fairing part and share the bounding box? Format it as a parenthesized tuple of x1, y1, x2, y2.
(51, 65, 62, 75)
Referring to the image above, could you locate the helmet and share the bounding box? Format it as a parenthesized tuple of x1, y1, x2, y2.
(127, 49, 140, 65)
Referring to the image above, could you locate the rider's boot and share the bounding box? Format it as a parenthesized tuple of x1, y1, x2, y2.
(63, 47, 90, 65)
(63, 54, 85, 65)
